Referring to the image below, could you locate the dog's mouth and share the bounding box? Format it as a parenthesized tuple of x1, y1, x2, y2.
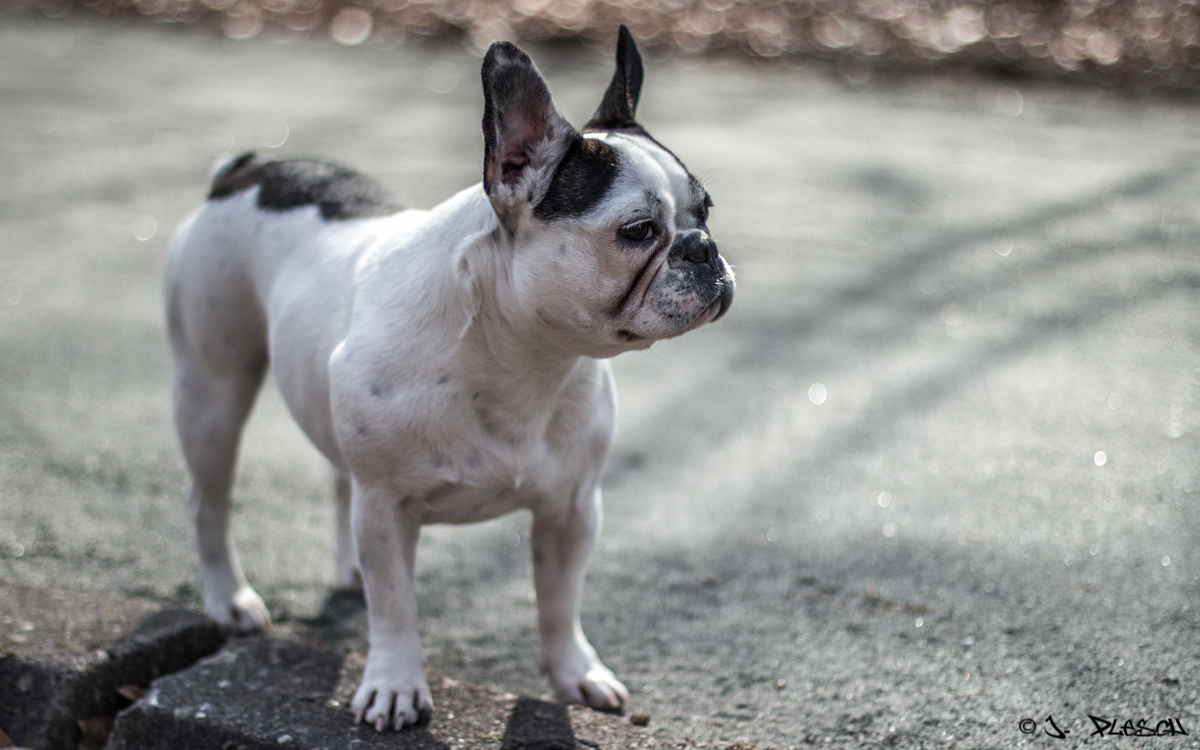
(614, 297, 720, 345)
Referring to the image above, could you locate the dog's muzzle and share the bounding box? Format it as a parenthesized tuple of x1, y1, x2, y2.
(667, 231, 734, 322)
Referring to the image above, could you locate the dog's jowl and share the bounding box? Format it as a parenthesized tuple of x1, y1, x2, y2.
(166, 27, 733, 732)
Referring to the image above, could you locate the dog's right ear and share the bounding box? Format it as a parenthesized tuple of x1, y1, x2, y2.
(481, 41, 575, 224)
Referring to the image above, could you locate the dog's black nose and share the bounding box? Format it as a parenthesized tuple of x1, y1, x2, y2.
(672, 232, 718, 266)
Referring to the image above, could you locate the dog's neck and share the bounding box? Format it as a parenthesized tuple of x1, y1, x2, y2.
(443, 186, 594, 445)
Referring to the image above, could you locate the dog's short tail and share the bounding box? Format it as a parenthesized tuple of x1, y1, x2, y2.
(208, 152, 259, 199)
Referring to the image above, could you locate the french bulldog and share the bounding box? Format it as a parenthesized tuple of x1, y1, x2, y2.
(165, 26, 733, 731)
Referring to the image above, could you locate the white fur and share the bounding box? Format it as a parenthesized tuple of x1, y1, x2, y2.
(165, 184, 623, 728)
(166, 73, 731, 731)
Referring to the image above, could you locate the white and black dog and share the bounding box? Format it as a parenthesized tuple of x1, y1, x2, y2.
(165, 27, 733, 731)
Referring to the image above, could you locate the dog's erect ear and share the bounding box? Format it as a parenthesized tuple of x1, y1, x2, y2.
(584, 25, 644, 132)
(481, 41, 575, 215)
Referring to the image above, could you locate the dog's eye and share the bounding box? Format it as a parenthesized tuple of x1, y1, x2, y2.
(619, 221, 654, 242)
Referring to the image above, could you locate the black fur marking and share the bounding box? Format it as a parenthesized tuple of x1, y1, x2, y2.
(480, 43, 562, 195)
(584, 26, 644, 132)
(689, 175, 713, 224)
(208, 152, 405, 221)
(582, 126, 710, 225)
(612, 247, 660, 315)
(533, 136, 621, 221)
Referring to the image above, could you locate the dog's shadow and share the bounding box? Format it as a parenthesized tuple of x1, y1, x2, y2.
(303, 589, 370, 653)
(500, 698, 580, 750)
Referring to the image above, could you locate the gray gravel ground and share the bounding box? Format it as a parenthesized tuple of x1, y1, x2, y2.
(2, 16, 1199, 748)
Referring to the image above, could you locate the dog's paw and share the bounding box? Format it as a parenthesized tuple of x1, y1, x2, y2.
(541, 639, 629, 711)
(555, 663, 629, 711)
(206, 586, 271, 633)
(352, 670, 433, 731)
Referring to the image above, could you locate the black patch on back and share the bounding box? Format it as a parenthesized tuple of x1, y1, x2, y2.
(533, 137, 621, 221)
(208, 152, 405, 221)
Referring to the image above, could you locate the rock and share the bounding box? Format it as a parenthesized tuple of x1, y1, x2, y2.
(110, 636, 672, 749)
(0, 584, 225, 750)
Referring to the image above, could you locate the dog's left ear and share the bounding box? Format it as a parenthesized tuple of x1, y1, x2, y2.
(584, 25, 644, 131)
(481, 41, 575, 221)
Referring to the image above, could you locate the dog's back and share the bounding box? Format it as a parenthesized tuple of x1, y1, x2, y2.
(163, 154, 415, 498)
(166, 152, 412, 383)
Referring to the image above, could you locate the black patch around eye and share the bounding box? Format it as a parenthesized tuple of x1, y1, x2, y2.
(533, 137, 621, 221)
(682, 175, 711, 224)
(209, 153, 405, 221)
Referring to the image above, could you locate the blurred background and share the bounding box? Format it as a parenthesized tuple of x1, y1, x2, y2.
(10, 0, 1200, 89)
(2, 1, 1200, 748)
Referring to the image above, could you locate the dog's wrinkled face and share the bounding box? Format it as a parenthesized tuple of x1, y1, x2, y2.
(481, 28, 734, 358)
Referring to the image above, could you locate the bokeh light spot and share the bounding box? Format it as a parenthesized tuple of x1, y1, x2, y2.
(331, 7, 373, 46)
(424, 61, 461, 94)
(222, 10, 263, 40)
(1, 282, 21, 307)
(259, 117, 289, 148)
(991, 135, 1016, 164)
(996, 87, 1023, 116)
(132, 213, 157, 241)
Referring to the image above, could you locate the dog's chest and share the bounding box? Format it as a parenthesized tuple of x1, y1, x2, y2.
(334, 337, 613, 523)
(406, 381, 606, 524)
(416, 432, 566, 524)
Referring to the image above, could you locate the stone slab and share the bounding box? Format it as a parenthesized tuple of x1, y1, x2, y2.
(109, 637, 673, 750)
(0, 584, 225, 750)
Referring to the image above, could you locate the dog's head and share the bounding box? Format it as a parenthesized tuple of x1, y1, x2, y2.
(480, 27, 734, 357)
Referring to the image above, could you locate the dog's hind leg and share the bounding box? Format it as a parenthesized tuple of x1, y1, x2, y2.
(332, 468, 362, 593)
(167, 267, 272, 631)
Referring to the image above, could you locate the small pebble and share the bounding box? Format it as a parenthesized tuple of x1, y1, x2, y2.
(629, 713, 651, 727)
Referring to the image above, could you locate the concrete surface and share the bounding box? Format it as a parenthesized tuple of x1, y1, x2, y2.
(108, 636, 665, 749)
(0, 585, 225, 750)
(2, 13, 1199, 749)
(1, 584, 656, 750)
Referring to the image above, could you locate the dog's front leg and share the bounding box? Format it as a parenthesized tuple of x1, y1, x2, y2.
(350, 482, 432, 731)
(532, 486, 629, 710)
